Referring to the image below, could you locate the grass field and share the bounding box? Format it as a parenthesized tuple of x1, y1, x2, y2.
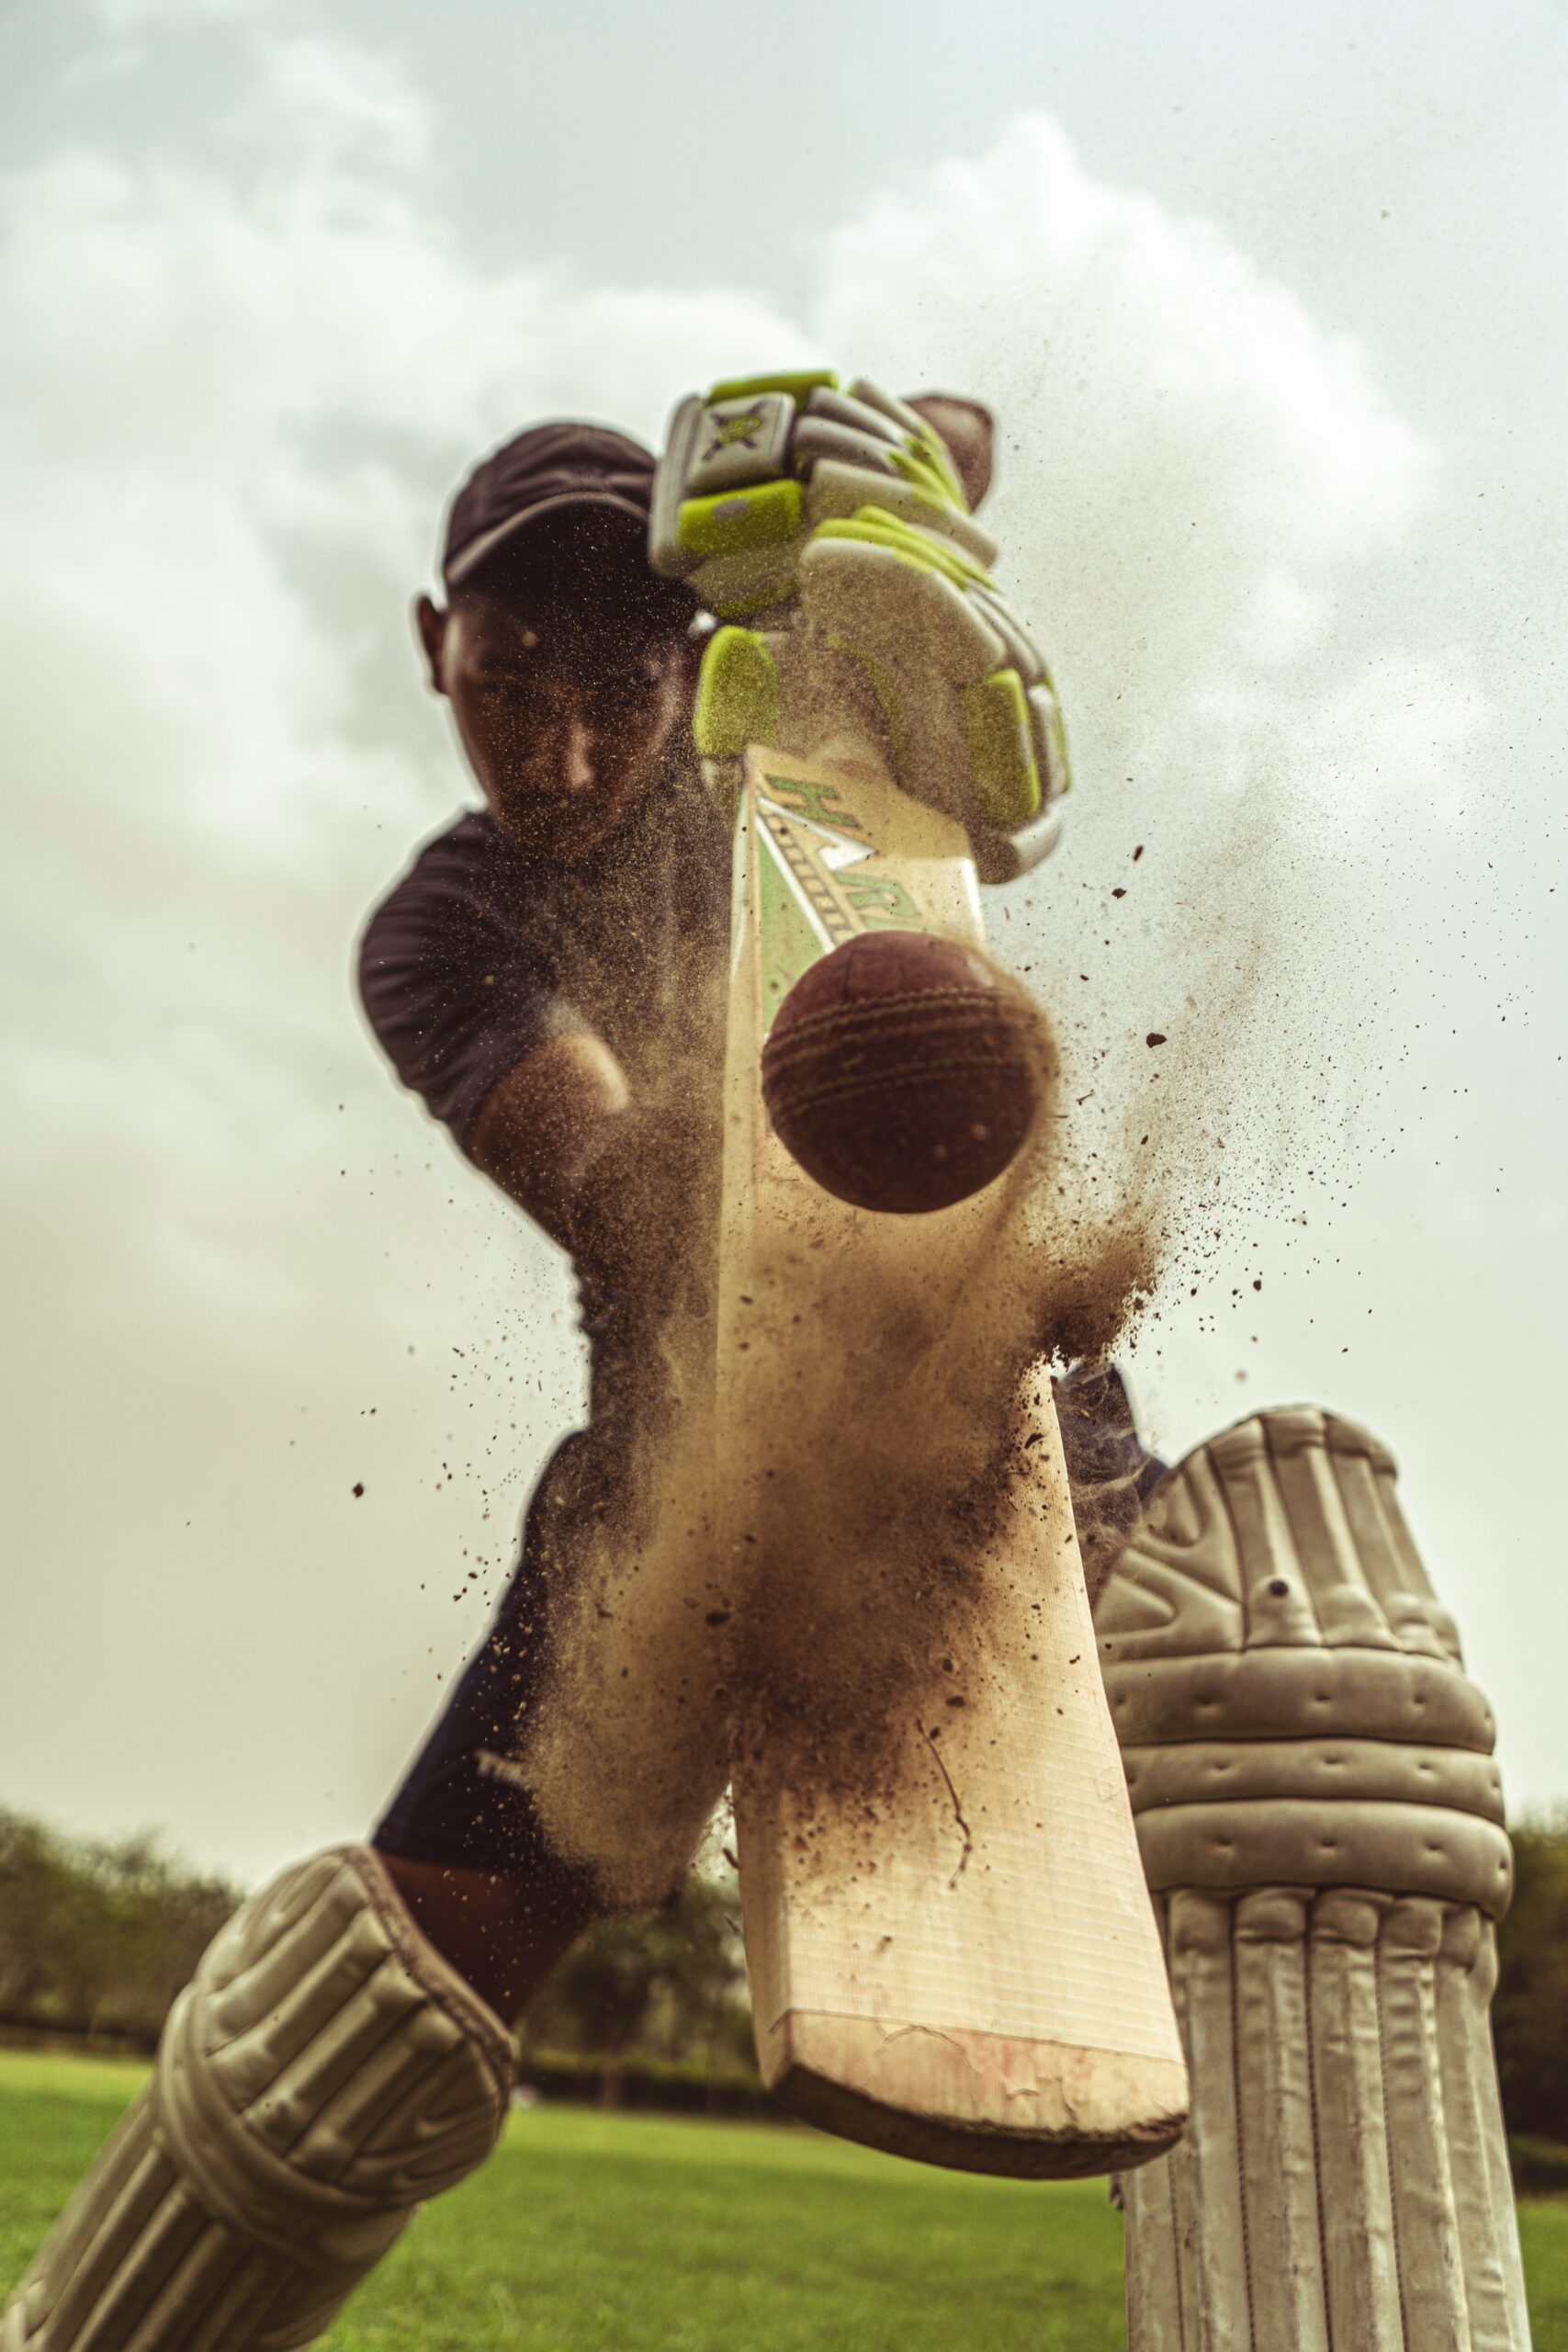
(3, 2050, 1566, 2349)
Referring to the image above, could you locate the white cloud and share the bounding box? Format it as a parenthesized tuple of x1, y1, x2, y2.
(92, 0, 278, 28)
(820, 114, 1470, 805)
(243, 33, 433, 174)
(6, 85, 1467, 1351)
(0, 38, 1504, 1869)
(0, 17, 816, 1873)
(815, 115, 1489, 1302)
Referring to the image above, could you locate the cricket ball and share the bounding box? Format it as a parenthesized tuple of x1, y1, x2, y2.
(760, 931, 1045, 1215)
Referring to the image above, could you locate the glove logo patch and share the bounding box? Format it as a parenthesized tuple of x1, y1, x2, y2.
(705, 404, 769, 458)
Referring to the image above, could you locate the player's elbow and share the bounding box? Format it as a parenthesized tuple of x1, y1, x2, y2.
(468, 1033, 632, 1227)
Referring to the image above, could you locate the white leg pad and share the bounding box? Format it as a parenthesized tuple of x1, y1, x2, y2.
(1101, 1410, 1531, 2349)
(2, 1847, 514, 2350)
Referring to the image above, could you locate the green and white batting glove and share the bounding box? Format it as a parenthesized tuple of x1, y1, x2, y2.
(648, 369, 1069, 881)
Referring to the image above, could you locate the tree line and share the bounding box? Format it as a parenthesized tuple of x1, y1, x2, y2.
(0, 1805, 752, 2090)
(3, 1802, 1564, 2142)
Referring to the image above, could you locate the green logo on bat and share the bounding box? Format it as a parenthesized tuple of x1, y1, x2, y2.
(761, 775, 868, 833)
(843, 876, 920, 927)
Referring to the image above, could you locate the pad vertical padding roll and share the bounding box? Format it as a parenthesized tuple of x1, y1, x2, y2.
(1121, 1889, 1530, 2351)
(1101, 1405, 1531, 2350)
(2, 1848, 513, 2351)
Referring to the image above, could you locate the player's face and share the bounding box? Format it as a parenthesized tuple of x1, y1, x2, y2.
(424, 592, 691, 861)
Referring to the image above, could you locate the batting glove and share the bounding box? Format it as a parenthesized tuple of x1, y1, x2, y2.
(649, 370, 1069, 880)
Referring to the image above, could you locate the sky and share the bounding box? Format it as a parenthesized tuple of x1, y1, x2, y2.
(1, 0, 1563, 1883)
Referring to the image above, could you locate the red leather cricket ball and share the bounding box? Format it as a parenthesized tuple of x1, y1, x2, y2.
(760, 931, 1045, 1215)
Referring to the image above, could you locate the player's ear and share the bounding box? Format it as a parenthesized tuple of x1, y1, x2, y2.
(667, 623, 707, 697)
(906, 395, 995, 511)
(414, 593, 449, 696)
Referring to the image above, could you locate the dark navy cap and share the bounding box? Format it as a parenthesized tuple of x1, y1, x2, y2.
(441, 422, 660, 588)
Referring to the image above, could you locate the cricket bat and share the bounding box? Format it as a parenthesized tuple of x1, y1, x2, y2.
(718, 718, 1189, 2178)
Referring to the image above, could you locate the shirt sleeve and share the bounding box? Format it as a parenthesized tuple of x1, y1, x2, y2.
(357, 822, 591, 1152)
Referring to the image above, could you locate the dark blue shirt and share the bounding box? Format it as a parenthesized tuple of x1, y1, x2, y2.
(358, 759, 729, 1154)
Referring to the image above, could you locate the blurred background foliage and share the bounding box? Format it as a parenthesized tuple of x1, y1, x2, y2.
(0, 1804, 753, 2097)
(3, 1801, 1564, 2144)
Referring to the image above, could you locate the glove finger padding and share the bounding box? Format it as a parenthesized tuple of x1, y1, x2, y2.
(798, 513, 1069, 839)
(652, 371, 1068, 878)
(649, 370, 992, 613)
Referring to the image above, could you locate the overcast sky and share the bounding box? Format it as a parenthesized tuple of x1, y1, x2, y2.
(2, 0, 1563, 1884)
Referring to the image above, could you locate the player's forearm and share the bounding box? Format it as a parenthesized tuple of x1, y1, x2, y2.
(468, 1032, 634, 1248)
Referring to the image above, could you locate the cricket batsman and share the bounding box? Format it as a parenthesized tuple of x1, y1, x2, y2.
(5, 381, 1155, 2344)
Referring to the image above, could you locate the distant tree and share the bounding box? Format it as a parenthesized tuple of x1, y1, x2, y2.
(1495, 1809, 1568, 2144)
(0, 1804, 755, 2075)
(6, 1797, 1564, 2133)
(520, 1870, 752, 2090)
(0, 1806, 240, 2041)
(0, 1811, 75, 2016)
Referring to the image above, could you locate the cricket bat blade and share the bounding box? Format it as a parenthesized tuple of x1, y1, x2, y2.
(721, 736, 1188, 2177)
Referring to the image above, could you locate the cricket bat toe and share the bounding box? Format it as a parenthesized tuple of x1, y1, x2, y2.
(762, 2012, 1188, 2179)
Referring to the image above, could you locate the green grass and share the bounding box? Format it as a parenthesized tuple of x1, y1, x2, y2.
(3, 2049, 1566, 2349)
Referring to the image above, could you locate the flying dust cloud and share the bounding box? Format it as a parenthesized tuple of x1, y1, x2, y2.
(346, 114, 1485, 1902)
(484, 404, 1454, 1917)
(521, 970, 1182, 1911)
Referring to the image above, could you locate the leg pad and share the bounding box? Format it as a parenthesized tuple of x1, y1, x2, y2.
(3, 1847, 513, 2349)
